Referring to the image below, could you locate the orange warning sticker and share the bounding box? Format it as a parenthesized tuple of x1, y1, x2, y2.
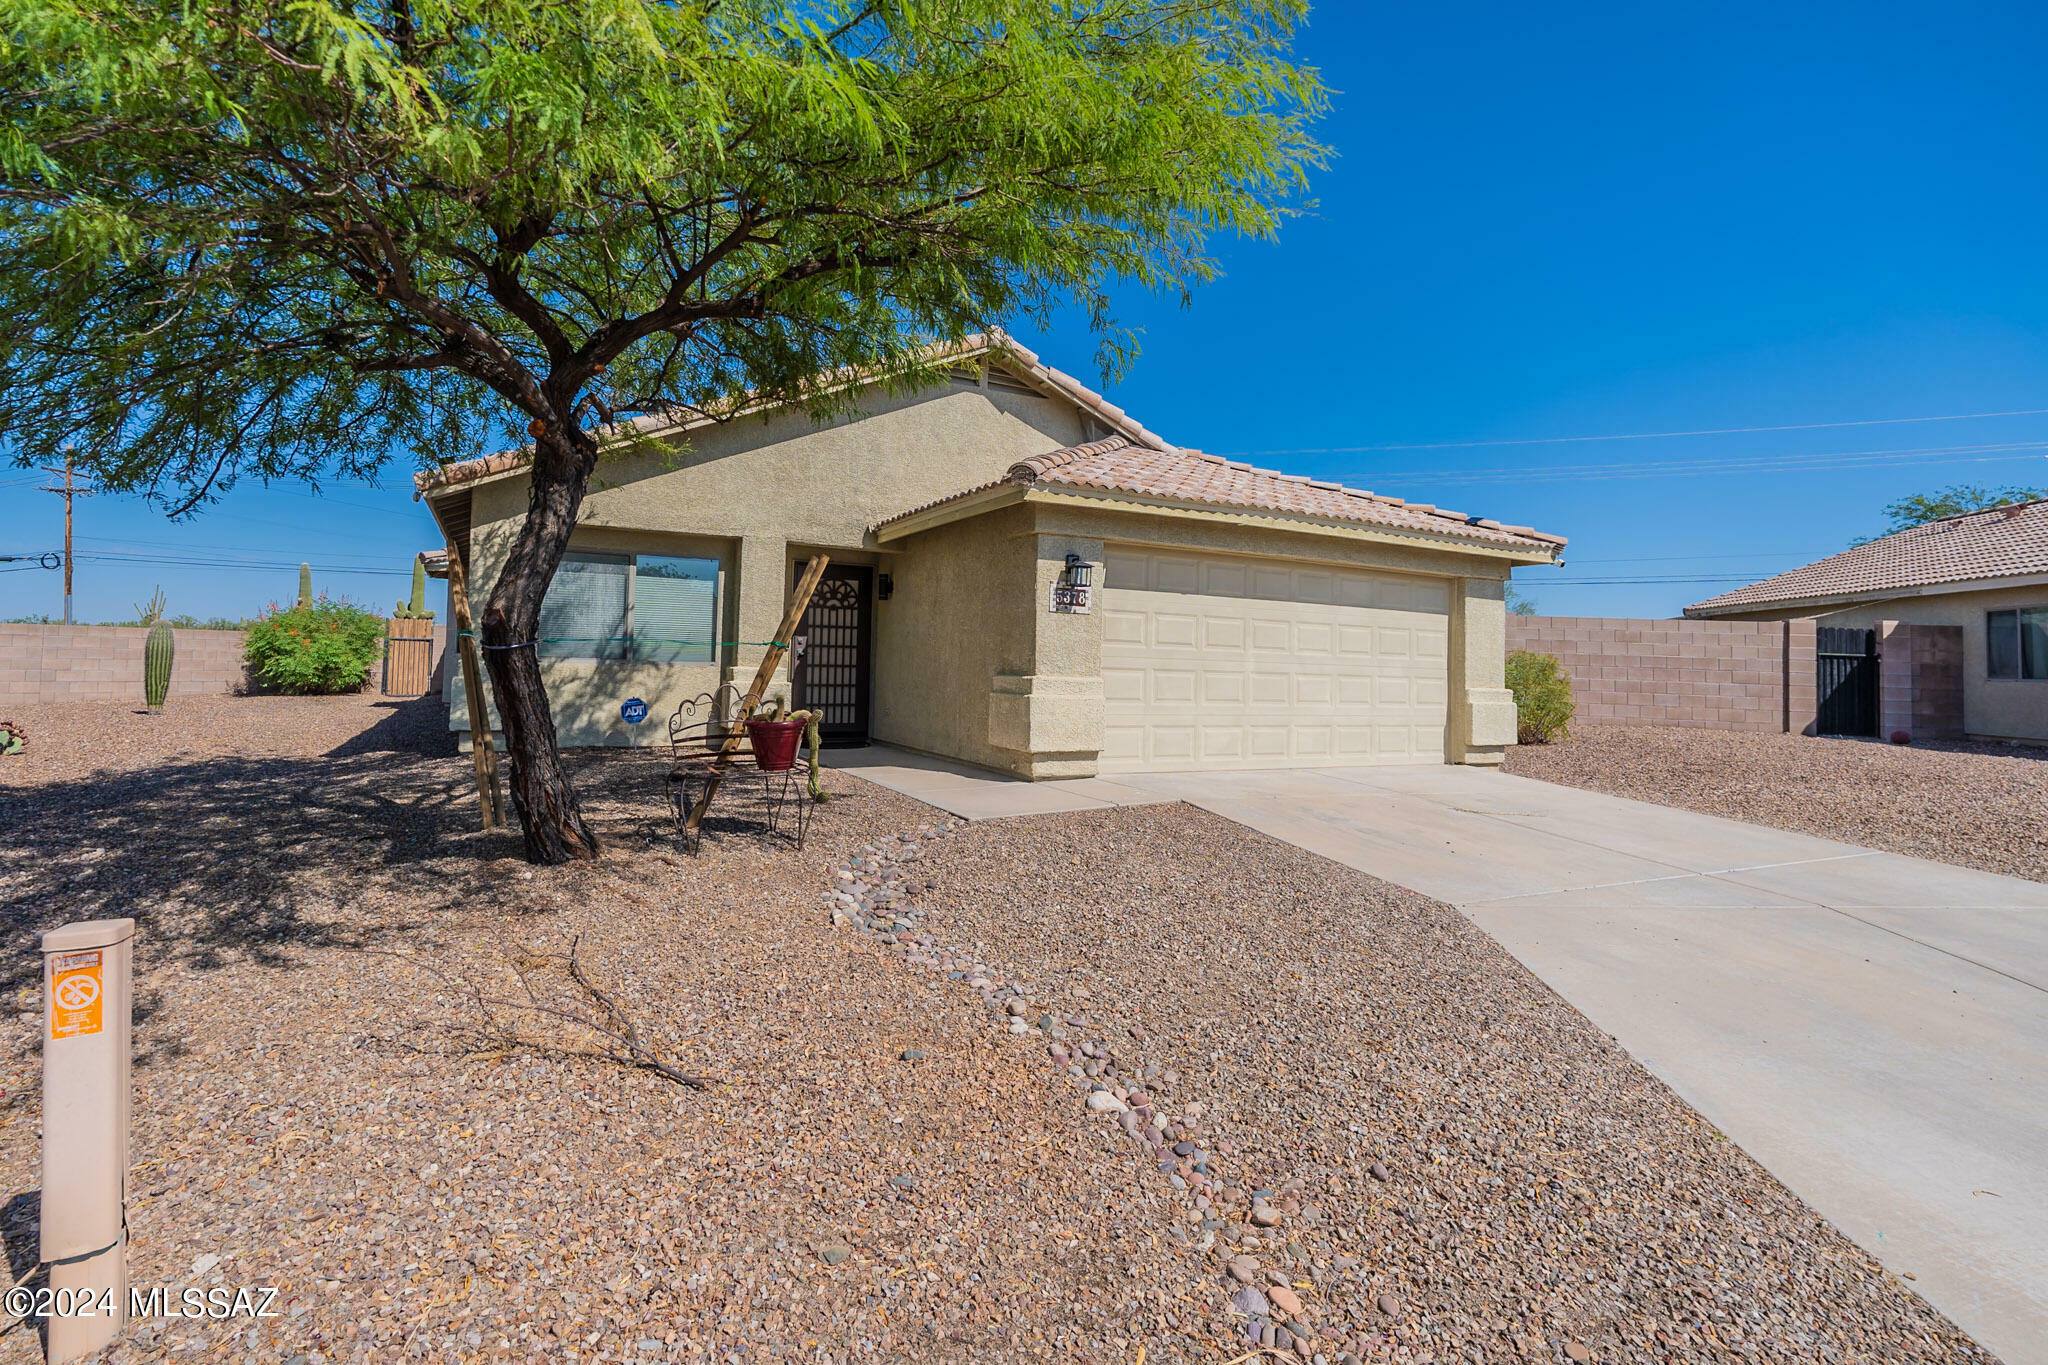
(49, 950, 103, 1039)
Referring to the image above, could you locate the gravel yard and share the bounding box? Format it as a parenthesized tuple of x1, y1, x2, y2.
(0, 695, 1999, 1363)
(1503, 725, 2048, 883)
(888, 807, 1996, 1363)
(2, 695, 1214, 1363)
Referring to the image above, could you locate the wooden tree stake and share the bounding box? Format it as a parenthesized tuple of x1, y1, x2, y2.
(684, 554, 830, 835)
(445, 538, 505, 829)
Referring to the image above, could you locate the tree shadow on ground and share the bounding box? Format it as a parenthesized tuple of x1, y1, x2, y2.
(325, 694, 460, 759)
(0, 742, 501, 1007)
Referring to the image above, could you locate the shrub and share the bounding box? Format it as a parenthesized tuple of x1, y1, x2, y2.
(243, 598, 386, 694)
(1505, 649, 1574, 744)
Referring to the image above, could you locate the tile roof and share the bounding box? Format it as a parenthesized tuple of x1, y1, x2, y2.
(875, 435, 1566, 554)
(413, 331, 1171, 498)
(1687, 497, 2048, 615)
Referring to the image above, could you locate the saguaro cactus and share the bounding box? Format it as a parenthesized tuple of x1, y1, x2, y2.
(298, 562, 313, 607)
(138, 588, 175, 710)
(394, 557, 435, 619)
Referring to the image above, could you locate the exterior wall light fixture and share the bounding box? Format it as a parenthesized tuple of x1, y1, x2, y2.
(1063, 553, 1095, 589)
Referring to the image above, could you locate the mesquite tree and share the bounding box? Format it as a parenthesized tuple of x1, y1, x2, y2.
(0, 0, 1325, 862)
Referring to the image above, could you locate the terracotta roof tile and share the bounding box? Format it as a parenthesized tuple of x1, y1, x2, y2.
(1687, 497, 2048, 615)
(875, 436, 1566, 553)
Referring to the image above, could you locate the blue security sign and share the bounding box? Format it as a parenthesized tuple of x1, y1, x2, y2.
(620, 697, 649, 725)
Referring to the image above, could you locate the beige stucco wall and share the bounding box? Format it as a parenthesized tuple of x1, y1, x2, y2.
(869, 503, 1043, 773)
(445, 375, 1101, 746)
(868, 496, 1529, 775)
(1814, 587, 2048, 742)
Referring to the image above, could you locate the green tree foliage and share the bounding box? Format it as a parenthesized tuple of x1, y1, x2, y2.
(243, 600, 388, 694)
(1505, 582, 1538, 616)
(0, 0, 1325, 861)
(1879, 483, 2048, 536)
(1505, 650, 1574, 745)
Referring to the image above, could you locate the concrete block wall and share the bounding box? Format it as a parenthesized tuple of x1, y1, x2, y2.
(0, 624, 252, 705)
(1505, 615, 1819, 734)
(1877, 622, 1964, 742)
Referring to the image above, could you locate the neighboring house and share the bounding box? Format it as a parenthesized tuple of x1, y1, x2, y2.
(1685, 498, 2048, 743)
(415, 335, 1565, 778)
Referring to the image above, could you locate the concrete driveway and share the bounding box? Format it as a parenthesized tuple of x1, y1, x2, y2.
(1118, 764, 2048, 1365)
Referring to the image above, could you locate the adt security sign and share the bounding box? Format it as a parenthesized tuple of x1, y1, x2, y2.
(620, 697, 649, 725)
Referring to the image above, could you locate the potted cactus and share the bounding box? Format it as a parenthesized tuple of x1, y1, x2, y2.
(138, 588, 174, 711)
(742, 700, 829, 799)
(744, 699, 809, 772)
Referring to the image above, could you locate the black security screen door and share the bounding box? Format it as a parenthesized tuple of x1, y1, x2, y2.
(1816, 627, 1879, 737)
(791, 563, 872, 744)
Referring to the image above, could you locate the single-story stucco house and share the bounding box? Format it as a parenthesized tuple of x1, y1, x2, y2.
(1685, 497, 2048, 743)
(415, 335, 1566, 778)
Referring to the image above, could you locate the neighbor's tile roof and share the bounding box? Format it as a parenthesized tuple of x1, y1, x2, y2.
(875, 436, 1566, 553)
(1687, 497, 2048, 615)
(413, 331, 1170, 498)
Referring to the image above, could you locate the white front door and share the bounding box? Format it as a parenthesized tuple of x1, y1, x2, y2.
(1098, 547, 1450, 772)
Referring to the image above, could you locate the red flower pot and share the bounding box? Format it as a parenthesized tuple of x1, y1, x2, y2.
(747, 718, 805, 772)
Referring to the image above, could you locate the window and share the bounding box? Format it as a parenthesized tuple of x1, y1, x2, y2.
(536, 551, 720, 664)
(632, 556, 719, 663)
(1986, 608, 2048, 680)
(538, 553, 629, 660)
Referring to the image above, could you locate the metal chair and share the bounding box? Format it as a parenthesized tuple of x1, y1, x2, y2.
(665, 686, 815, 855)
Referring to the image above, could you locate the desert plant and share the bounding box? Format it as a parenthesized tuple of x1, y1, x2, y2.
(138, 588, 176, 710)
(394, 558, 436, 620)
(1505, 650, 1574, 744)
(0, 719, 25, 755)
(297, 563, 313, 608)
(242, 599, 386, 694)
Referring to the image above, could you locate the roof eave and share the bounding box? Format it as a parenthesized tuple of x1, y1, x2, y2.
(872, 482, 1028, 542)
(1020, 486, 1566, 563)
(1685, 569, 2048, 618)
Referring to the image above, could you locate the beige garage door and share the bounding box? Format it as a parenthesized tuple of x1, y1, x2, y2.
(1098, 547, 1449, 772)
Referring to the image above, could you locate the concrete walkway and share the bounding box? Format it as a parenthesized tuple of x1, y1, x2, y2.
(831, 745, 1173, 820)
(1119, 764, 2048, 1365)
(842, 746, 2048, 1361)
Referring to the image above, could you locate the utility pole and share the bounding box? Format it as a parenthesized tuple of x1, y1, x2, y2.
(38, 448, 94, 625)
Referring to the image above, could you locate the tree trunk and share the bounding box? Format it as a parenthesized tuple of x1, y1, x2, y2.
(480, 422, 601, 864)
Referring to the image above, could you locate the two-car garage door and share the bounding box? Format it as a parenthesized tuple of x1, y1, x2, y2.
(1098, 547, 1450, 773)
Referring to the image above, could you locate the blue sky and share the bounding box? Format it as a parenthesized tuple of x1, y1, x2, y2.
(7, 0, 2048, 623)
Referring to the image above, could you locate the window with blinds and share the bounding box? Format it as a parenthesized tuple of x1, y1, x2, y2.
(535, 551, 720, 663)
(538, 553, 630, 659)
(634, 556, 718, 663)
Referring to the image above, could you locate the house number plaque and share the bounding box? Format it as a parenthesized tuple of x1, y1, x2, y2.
(1049, 581, 1093, 614)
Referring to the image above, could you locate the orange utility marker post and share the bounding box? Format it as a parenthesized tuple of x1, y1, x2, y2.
(444, 539, 504, 829)
(40, 918, 134, 1362)
(684, 555, 830, 837)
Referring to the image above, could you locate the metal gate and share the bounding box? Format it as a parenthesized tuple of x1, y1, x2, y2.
(790, 564, 871, 744)
(1816, 627, 1878, 737)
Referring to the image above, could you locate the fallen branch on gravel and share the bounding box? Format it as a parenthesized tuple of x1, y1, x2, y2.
(375, 934, 709, 1090)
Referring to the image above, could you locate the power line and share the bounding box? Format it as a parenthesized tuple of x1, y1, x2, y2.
(1211, 406, 2048, 457)
(74, 544, 413, 573)
(72, 550, 414, 576)
(1532, 575, 1764, 585)
(1324, 441, 2048, 488)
